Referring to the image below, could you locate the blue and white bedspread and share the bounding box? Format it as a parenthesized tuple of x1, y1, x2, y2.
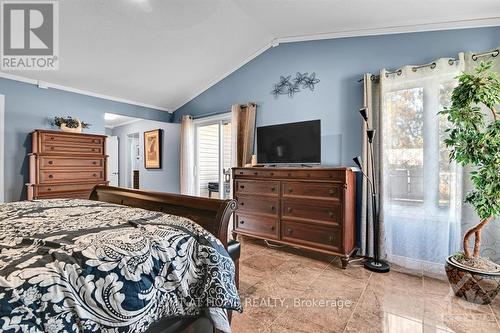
(0, 199, 242, 333)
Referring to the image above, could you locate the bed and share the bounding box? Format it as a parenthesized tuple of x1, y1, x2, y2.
(0, 186, 241, 333)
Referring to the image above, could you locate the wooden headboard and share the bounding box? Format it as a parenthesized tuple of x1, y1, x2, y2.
(89, 185, 236, 247)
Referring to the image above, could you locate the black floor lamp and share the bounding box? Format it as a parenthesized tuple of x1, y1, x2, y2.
(353, 107, 390, 273)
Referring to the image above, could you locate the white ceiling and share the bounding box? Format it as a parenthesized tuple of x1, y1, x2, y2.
(2, 0, 499, 112)
(104, 112, 143, 128)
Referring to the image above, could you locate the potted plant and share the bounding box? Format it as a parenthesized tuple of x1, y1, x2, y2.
(50, 116, 91, 133)
(440, 61, 500, 305)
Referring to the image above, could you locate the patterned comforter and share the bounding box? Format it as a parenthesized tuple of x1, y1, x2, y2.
(0, 199, 242, 333)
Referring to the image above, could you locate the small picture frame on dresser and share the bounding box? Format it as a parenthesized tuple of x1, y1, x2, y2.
(144, 129, 162, 169)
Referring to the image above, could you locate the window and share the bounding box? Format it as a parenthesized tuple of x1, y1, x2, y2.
(380, 61, 463, 265)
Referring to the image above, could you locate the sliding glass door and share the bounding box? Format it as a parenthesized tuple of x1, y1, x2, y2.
(194, 114, 232, 199)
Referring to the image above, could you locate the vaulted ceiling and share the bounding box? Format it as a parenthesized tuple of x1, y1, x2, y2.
(2, 0, 499, 112)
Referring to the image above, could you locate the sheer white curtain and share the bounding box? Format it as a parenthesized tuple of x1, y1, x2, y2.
(179, 115, 195, 195)
(379, 57, 464, 272)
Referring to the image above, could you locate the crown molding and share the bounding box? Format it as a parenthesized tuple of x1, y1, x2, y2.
(274, 17, 500, 44)
(0, 72, 172, 113)
(171, 17, 500, 112)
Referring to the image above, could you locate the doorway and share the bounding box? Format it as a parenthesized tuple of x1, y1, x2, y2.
(127, 133, 140, 189)
(104, 113, 145, 190)
(194, 114, 232, 199)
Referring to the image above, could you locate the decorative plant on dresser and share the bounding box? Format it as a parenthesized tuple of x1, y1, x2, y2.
(441, 61, 500, 305)
(232, 167, 356, 268)
(50, 116, 91, 133)
(27, 130, 109, 200)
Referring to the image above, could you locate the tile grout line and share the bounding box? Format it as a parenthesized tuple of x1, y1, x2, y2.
(264, 256, 339, 331)
(342, 271, 373, 333)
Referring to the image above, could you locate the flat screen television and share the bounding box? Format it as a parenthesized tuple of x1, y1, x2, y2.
(257, 120, 321, 164)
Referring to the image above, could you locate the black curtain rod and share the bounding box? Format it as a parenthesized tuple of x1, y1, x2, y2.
(357, 58, 461, 83)
(192, 103, 254, 119)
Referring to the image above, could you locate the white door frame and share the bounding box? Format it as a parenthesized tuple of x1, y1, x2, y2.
(0, 95, 4, 202)
(193, 113, 232, 198)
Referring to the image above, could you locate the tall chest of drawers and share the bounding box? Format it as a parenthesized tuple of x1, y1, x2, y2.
(232, 167, 356, 268)
(27, 130, 108, 200)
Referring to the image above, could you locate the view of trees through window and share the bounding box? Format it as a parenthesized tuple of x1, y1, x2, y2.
(384, 81, 456, 208)
(438, 81, 458, 207)
(385, 87, 424, 204)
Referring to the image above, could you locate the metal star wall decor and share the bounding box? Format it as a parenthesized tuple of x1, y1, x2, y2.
(271, 72, 320, 98)
(303, 72, 320, 91)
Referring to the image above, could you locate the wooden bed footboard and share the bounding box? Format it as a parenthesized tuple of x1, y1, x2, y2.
(89, 185, 237, 248)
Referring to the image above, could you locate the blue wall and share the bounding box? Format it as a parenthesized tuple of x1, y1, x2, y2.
(0, 78, 172, 202)
(174, 27, 500, 167)
(111, 120, 180, 194)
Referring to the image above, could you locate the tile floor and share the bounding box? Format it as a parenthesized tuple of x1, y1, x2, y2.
(231, 236, 500, 333)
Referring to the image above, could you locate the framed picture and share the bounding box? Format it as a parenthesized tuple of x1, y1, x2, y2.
(144, 129, 162, 169)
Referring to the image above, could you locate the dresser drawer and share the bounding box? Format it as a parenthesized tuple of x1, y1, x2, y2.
(41, 132, 104, 146)
(282, 182, 342, 200)
(40, 143, 103, 155)
(235, 180, 279, 196)
(236, 195, 278, 217)
(234, 213, 278, 239)
(36, 183, 105, 195)
(40, 156, 105, 169)
(233, 168, 346, 181)
(281, 220, 341, 251)
(39, 170, 105, 183)
(282, 200, 342, 225)
(36, 190, 92, 200)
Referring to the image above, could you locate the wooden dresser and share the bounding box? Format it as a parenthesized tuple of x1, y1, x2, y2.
(27, 130, 108, 200)
(232, 167, 356, 268)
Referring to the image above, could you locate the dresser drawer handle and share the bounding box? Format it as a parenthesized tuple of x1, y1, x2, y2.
(48, 175, 53, 179)
(50, 147, 54, 150)
(329, 211, 334, 218)
(47, 188, 52, 191)
(271, 187, 276, 192)
(240, 185, 245, 189)
(254, 172, 258, 175)
(50, 137, 54, 140)
(240, 220, 245, 224)
(48, 161, 53, 165)
(239, 171, 244, 175)
(329, 235, 335, 243)
(329, 189, 335, 195)
(270, 206, 275, 211)
(287, 188, 293, 193)
(271, 226, 275, 231)
(287, 207, 293, 213)
(92, 161, 97, 165)
(93, 173, 97, 177)
(287, 228, 293, 234)
(240, 202, 245, 206)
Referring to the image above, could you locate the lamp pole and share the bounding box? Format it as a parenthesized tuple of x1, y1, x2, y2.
(354, 108, 390, 273)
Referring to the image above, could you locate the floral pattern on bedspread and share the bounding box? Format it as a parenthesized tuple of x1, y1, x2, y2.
(0, 199, 241, 333)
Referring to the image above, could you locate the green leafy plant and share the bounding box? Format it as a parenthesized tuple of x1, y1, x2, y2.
(440, 61, 499, 263)
(50, 116, 90, 129)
